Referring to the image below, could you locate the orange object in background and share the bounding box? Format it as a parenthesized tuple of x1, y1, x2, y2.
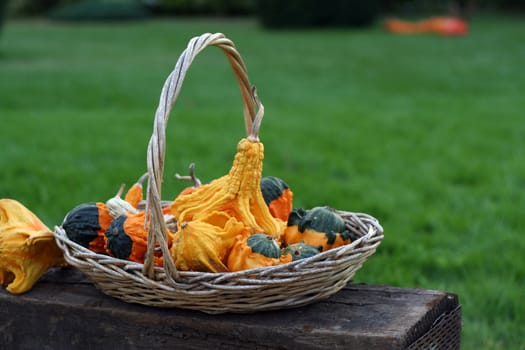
(384, 17, 468, 36)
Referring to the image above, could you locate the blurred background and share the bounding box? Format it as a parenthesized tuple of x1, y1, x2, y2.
(1, 1, 524, 349)
(2, 0, 525, 24)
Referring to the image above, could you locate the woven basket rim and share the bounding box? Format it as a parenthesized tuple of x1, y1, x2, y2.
(54, 209, 383, 281)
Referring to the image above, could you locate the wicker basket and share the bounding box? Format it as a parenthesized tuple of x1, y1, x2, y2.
(54, 33, 384, 314)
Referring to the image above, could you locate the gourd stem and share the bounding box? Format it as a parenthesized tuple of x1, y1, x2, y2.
(175, 163, 202, 187)
(136, 172, 148, 186)
(115, 183, 126, 198)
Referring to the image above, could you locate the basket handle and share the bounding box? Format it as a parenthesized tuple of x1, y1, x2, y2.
(143, 33, 259, 280)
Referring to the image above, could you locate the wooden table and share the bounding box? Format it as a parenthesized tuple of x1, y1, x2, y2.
(0, 268, 461, 350)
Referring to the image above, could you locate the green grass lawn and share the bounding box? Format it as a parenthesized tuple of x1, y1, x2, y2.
(1, 15, 524, 349)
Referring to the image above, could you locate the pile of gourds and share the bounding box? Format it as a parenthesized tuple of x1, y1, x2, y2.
(59, 172, 356, 273)
(58, 109, 358, 273)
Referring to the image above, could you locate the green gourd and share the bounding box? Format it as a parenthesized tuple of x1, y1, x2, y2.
(62, 203, 111, 253)
(284, 206, 356, 251)
(104, 215, 133, 260)
(282, 242, 322, 261)
(299, 206, 347, 241)
(247, 233, 281, 258)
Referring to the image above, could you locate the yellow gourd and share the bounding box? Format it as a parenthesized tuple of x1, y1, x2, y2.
(170, 105, 285, 241)
(169, 91, 287, 272)
(0, 199, 66, 294)
(171, 218, 244, 272)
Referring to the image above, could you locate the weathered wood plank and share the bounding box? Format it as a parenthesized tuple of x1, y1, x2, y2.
(0, 268, 459, 350)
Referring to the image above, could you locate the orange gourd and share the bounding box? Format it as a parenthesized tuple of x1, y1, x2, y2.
(384, 17, 468, 36)
(123, 172, 148, 208)
(105, 210, 175, 266)
(260, 176, 293, 221)
(227, 233, 292, 272)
